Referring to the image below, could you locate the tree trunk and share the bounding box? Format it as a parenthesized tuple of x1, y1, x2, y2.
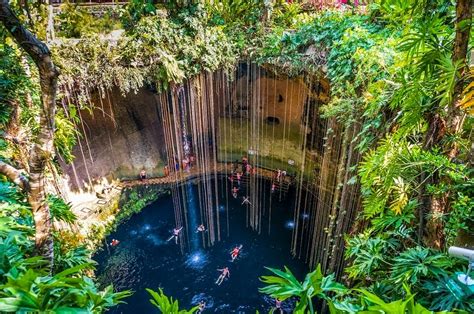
(446, 0, 472, 158)
(419, 0, 472, 247)
(0, 0, 59, 269)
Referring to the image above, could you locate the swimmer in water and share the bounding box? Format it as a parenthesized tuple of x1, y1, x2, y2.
(216, 267, 230, 285)
(166, 227, 183, 244)
(197, 300, 206, 313)
(110, 239, 120, 246)
(274, 298, 283, 313)
(196, 224, 206, 233)
(242, 196, 251, 206)
(231, 245, 243, 262)
(232, 186, 239, 198)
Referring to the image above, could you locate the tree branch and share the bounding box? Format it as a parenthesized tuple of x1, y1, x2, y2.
(0, 1, 53, 68)
(0, 160, 29, 191)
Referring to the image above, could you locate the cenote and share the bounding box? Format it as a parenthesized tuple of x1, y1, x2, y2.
(94, 179, 308, 313)
(3, 1, 473, 313)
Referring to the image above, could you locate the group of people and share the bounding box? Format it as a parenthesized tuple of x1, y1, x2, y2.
(275, 169, 287, 181)
(232, 156, 255, 175)
(164, 224, 243, 312)
(166, 223, 208, 245)
(215, 244, 242, 285)
(138, 154, 197, 181)
(110, 225, 283, 312)
(271, 169, 288, 193)
(181, 154, 196, 172)
(228, 156, 258, 199)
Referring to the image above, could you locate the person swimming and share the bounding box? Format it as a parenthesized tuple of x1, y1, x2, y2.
(166, 227, 183, 244)
(196, 224, 206, 233)
(197, 300, 206, 313)
(274, 298, 283, 313)
(242, 196, 251, 206)
(110, 239, 120, 247)
(232, 186, 239, 198)
(215, 267, 230, 285)
(231, 245, 243, 262)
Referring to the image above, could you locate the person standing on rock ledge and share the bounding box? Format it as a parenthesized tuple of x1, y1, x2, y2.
(139, 169, 147, 181)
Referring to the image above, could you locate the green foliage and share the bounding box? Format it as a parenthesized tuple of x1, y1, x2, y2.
(54, 244, 95, 274)
(358, 137, 453, 217)
(345, 235, 394, 280)
(146, 288, 198, 313)
(47, 194, 77, 224)
(54, 107, 80, 164)
(344, 233, 467, 310)
(0, 264, 131, 313)
(56, 2, 120, 38)
(120, 0, 159, 30)
(357, 133, 472, 246)
(259, 265, 464, 314)
(390, 247, 454, 285)
(0, 38, 31, 123)
(0, 181, 130, 312)
(54, 5, 239, 96)
(206, 0, 263, 28)
(443, 167, 474, 244)
(422, 276, 474, 312)
(259, 264, 346, 313)
(271, 2, 304, 28)
(116, 188, 161, 224)
(0, 33, 40, 139)
(2, 2, 472, 313)
(354, 285, 450, 314)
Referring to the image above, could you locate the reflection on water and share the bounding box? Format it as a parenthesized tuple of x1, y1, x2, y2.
(94, 180, 307, 313)
(185, 250, 210, 270)
(285, 220, 296, 230)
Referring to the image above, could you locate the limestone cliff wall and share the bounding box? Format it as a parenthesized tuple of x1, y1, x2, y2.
(61, 87, 166, 190)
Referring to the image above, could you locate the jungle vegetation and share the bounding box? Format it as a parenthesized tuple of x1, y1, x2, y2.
(0, 0, 473, 313)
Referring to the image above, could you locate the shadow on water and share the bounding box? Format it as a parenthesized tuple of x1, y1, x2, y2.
(94, 179, 308, 313)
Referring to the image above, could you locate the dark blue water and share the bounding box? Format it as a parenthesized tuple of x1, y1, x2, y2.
(94, 179, 308, 313)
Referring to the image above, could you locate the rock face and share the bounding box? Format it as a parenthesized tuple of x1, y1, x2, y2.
(62, 66, 328, 191)
(61, 86, 166, 190)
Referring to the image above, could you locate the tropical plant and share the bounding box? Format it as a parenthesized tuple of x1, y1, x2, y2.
(0, 164, 130, 313)
(146, 288, 198, 313)
(54, 108, 80, 164)
(0, 264, 132, 312)
(390, 247, 453, 285)
(421, 275, 474, 312)
(47, 194, 77, 224)
(259, 264, 346, 313)
(344, 235, 394, 280)
(54, 244, 95, 273)
(120, 0, 158, 30)
(206, 0, 263, 27)
(355, 285, 445, 314)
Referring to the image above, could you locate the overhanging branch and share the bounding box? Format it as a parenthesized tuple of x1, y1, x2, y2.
(0, 160, 29, 191)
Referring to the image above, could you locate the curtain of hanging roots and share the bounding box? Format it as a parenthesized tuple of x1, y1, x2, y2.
(150, 64, 359, 273)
